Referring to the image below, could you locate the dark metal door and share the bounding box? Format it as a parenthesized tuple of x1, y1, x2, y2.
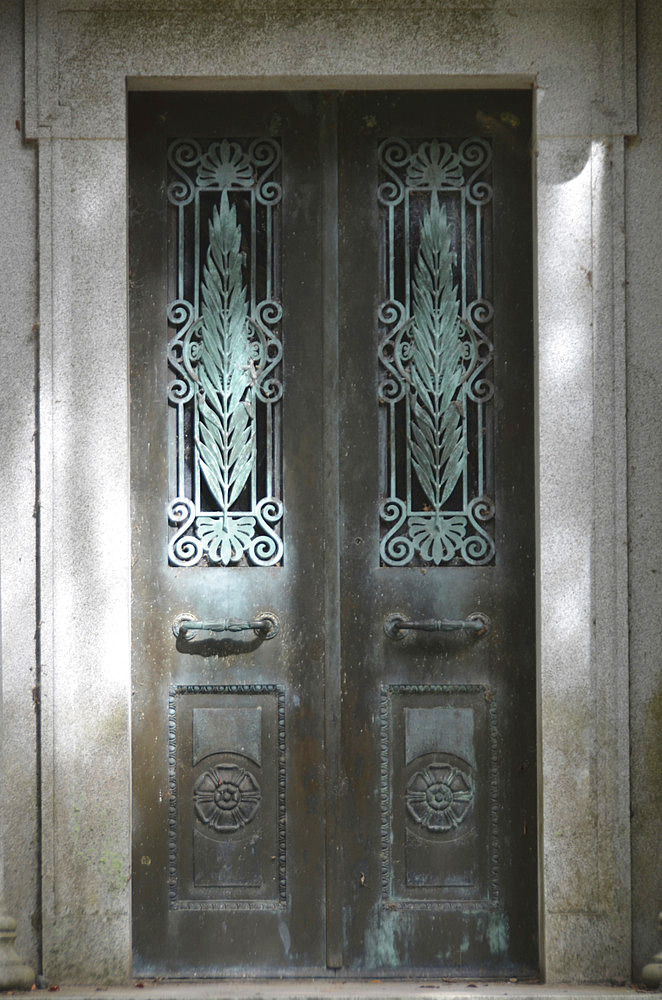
(335, 92, 536, 976)
(129, 91, 536, 978)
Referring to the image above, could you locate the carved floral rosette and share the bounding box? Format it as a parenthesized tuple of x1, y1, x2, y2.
(193, 763, 262, 833)
(378, 137, 495, 567)
(405, 761, 474, 833)
(167, 138, 283, 567)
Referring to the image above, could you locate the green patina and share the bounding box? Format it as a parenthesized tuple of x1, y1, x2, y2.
(485, 913, 509, 955)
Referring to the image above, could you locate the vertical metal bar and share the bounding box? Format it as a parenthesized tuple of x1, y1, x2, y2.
(177, 204, 184, 301)
(463, 387, 469, 509)
(406, 393, 412, 514)
(177, 403, 184, 498)
(273, 151, 281, 503)
(404, 190, 410, 316)
(266, 203, 272, 301)
(461, 189, 467, 315)
(193, 392, 200, 513)
(476, 204, 482, 299)
(320, 93, 343, 972)
(266, 403, 273, 498)
(477, 399, 484, 498)
(388, 204, 394, 301)
(251, 191, 258, 512)
(176, 198, 185, 498)
(251, 192, 257, 314)
(251, 446, 257, 514)
(193, 189, 201, 510)
(265, 199, 275, 498)
(404, 191, 412, 512)
(194, 191, 200, 317)
(387, 190, 397, 501)
(389, 402, 396, 499)
(273, 403, 281, 502)
(462, 187, 469, 509)
(476, 195, 483, 499)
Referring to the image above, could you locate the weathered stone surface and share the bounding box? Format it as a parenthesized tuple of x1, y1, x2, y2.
(25, 1, 636, 141)
(0, 986, 641, 1000)
(538, 136, 630, 981)
(627, 0, 662, 981)
(0, 0, 40, 975)
(37, 137, 131, 985)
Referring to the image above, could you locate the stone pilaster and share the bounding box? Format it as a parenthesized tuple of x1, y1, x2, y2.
(642, 913, 662, 989)
(0, 536, 34, 990)
(0, 905, 34, 990)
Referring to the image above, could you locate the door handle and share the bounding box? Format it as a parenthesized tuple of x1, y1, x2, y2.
(384, 611, 490, 640)
(172, 612, 279, 640)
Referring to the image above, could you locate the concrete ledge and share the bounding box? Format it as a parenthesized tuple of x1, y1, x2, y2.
(2, 983, 641, 1000)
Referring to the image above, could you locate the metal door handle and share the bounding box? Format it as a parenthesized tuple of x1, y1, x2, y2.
(384, 611, 490, 640)
(172, 612, 279, 640)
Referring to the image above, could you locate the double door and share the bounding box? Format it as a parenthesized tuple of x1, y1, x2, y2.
(129, 90, 536, 977)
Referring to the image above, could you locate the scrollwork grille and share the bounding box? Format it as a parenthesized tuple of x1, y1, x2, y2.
(378, 137, 494, 567)
(167, 138, 283, 567)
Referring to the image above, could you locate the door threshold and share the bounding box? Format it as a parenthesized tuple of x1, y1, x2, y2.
(10, 982, 639, 999)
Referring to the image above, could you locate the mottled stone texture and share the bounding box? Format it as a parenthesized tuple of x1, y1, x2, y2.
(0, 0, 40, 974)
(627, 0, 662, 981)
(538, 134, 630, 982)
(36, 136, 132, 984)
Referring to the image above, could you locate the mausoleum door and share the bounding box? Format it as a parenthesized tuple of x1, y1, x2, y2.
(129, 90, 537, 978)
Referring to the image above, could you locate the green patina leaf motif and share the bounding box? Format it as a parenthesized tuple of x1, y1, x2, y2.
(196, 514, 255, 565)
(409, 193, 465, 512)
(409, 513, 466, 565)
(196, 191, 255, 516)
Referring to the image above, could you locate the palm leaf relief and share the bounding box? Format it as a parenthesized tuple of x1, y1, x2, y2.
(194, 191, 256, 563)
(408, 194, 466, 563)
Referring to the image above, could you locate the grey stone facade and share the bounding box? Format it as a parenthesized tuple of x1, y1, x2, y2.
(0, 0, 660, 984)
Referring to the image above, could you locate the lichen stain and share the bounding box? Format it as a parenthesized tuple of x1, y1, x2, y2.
(542, 692, 592, 766)
(83, 702, 129, 766)
(98, 703, 129, 746)
(99, 850, 126, 895)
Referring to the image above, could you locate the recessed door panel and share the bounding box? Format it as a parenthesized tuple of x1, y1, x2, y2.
(129, 90, 536, 978)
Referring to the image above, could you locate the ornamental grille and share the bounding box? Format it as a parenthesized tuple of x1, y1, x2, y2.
(166, 137, 283, 567)
(378, 137, 495, 566)
(164, 131, 494, 569)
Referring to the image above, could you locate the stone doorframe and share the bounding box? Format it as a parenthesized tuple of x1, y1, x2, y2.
(24, 0, 634, 983)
